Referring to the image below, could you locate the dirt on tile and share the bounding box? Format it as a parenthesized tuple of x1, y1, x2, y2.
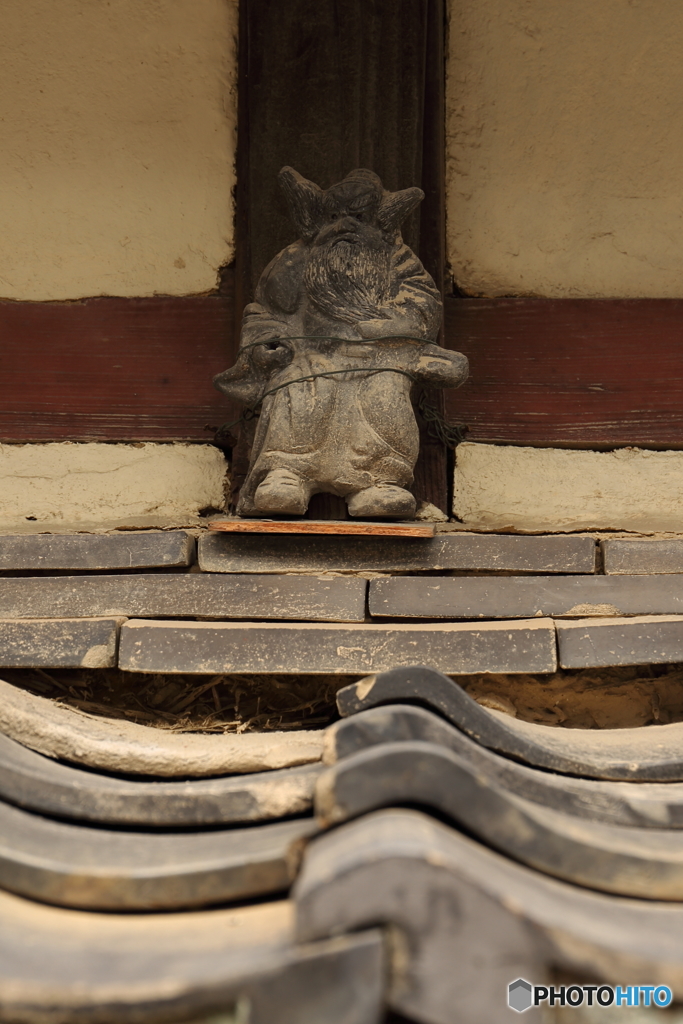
(459, 663, 683, 730)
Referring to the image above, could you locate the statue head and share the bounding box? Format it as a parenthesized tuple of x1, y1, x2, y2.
(277, 167, 424, 324)
(278, 166, 424, 249)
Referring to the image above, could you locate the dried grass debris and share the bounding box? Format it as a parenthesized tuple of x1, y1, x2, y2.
(0, 668, 353, 734)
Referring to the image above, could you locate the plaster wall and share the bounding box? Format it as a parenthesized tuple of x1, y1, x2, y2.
(446, 1, 683, 297)
(0, 443, 227, 530)
(0, 0, 237, 301)
(454, 443, 683, 533)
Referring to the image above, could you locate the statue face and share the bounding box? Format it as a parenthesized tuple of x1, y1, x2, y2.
(314, 182, 387, 252)
(323, 181, 381, 223)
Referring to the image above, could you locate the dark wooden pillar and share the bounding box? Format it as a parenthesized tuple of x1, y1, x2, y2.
(233, 0, 449, 514)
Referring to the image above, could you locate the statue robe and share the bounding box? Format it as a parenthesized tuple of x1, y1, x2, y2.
(216, 238, 468, 514)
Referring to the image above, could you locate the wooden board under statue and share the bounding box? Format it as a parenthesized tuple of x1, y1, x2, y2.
(214, 166, 468, 520)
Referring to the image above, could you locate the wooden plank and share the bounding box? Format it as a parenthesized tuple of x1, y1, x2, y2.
(444, 298, 683, 447)
(0, 531, 194, 571)
(369, 574, 683, 620)
(557, 615, 683, 669)
(603, 539, 683, 575)
(118, 618, 558, 676)
(208, 519, 435, 538)
(198, 531, 596, 574)
(0, 803, 317, 910)
(0, 732, 322, 825)
(0, 618, 123, 668)
(0, 573, 367, 623)
(0, 293, 238, 442)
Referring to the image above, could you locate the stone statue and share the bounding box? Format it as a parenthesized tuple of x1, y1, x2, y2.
(214, 166, 469, 519)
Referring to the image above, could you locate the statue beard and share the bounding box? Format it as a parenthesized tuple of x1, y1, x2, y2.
(303, 239, 392, 325)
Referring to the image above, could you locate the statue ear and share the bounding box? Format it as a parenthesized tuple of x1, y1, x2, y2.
(278, 166, 324, 241)
(378, 187, 424, 233)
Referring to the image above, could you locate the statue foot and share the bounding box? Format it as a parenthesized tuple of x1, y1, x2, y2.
(253, 470, 311, 515)
(347, 485, 417, 520)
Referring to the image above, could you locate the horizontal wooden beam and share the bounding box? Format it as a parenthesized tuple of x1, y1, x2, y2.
(2, 288, 682, 448)
(444, 297, 683, 447)
(0, 289, 238, 442)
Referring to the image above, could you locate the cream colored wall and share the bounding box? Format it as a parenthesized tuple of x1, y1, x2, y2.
(446, 1, 683, 298)
(0, 0, 237, 301)
(0, 443, 228, 530)
(454, 443, 683, 533)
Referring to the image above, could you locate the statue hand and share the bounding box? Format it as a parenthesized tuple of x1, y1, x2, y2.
(413, 346, 469, 388)
(250, 339, 293, 374)
(357, 310, 422, 339)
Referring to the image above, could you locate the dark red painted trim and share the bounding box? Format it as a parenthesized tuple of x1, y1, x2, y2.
(0, 288, 238, 443)
(1, 292, 682, 447)
(444, 297, 683, 448)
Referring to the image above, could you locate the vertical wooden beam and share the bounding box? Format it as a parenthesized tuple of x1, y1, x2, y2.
(241, 0, 431, 290)
(419, 0, 446, 307)
(236, 0, 449, 513)
(233, 0, 253, 318)
(412, 0, 449, 512)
